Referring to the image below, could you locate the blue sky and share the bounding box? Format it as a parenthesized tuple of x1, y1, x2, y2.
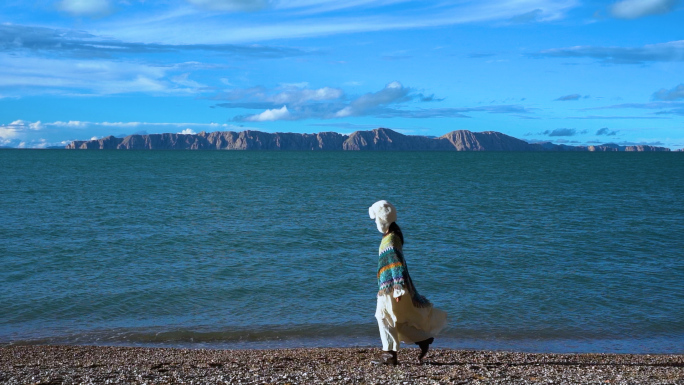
(1, 0, 683, 149)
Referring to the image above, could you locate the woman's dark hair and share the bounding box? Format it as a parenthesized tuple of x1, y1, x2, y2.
(385, 222, 404, 245)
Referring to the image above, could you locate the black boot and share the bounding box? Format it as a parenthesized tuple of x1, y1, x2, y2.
(416, 337, 434, 362)
(371, 350, 398, 366)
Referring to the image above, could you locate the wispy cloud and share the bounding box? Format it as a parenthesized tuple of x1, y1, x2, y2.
(213, 83, 347, 120)
(0, 24, 309, 59)
(1, 24, 310, 96)
(372, 107, 471, 119)
(215, 82, 534, 121)
(509, 9, 544, 23)
(97, 0, 580, 45)
(596, 127, 619, 136)
(595, 140, 667, 146)
(468, 52, 496, 58)
(0, 120, 243, 131)
(218, 81, 414, 121)
(652, 83, 684, 101)
(580, 101, 684, 116)
(540, 128, 586, 136)
(555, 94, 586, 101)
(187, 0, 274, 12)
(271, 0, 415, 15)
(373, 105, 534, 119)
(567, 115, 671, 119)
(0, 54, 205, 96)
(610, 0, 679, 19)
(184, 0, 417, 14)
(536, 40, 684, 64)
(308, 122, 379, 129)
(334, 81, 412, 118)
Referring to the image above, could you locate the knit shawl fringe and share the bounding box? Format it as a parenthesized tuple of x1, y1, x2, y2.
(377, 233, 432, 309)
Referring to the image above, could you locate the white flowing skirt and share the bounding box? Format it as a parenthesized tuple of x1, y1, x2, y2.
(374, 293, 448, 351)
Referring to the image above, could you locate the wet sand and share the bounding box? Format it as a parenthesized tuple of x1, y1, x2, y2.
(1, 345, 683, 384)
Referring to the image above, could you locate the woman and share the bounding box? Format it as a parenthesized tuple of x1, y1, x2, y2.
(368, 200, 447, 365)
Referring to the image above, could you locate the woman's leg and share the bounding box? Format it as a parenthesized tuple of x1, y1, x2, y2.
(375, 296, 400, 351)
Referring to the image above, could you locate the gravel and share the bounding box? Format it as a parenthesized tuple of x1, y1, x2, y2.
(1, 345, 683, 384)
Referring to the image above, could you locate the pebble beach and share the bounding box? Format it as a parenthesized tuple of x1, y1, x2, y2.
(2, 345, 683, 384)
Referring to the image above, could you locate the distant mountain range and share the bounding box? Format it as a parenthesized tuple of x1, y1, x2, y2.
(65, 128, 673, 152)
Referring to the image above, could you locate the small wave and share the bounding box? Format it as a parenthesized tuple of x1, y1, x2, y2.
(5, 324, 684, 354)
(5, 324, 379, 349)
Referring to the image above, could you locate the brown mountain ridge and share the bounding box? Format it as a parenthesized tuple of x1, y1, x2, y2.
(65, 127, 671, 152)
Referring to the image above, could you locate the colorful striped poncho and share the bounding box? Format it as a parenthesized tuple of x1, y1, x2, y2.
(377, 232, 432, 308)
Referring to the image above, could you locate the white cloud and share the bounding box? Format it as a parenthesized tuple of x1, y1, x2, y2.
(270, 86, 343, 104)
(217, 84, 344, 105)
(29, 121, 44, 130)
(219, 81, 531, 121)
(335, 81, 410, 117)
(58, 0, 112, 17)
(99, 122, 144, 127)
(218, 81, 421, 120)
(0, 120, 47, 146)
(54, 121, 89, 127)
(0, 127, 20, 140)
(611, 0, 678, 19)
(334, 107, 354, 118)
(0, 120, 43, 138)
(179, 128, 197, 134)
(245, 105, 291, 121)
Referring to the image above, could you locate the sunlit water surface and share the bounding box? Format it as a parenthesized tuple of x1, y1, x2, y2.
(1, 150, 682, 353)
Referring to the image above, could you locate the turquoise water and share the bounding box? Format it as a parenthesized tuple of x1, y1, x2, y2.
(1, 150, 683, 353)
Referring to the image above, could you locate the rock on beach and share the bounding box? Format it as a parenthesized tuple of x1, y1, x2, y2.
(1, 345, 683, 384)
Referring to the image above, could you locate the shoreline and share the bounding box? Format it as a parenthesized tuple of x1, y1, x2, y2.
(2, 345, 683, 384)
(4, 333, 683, 355)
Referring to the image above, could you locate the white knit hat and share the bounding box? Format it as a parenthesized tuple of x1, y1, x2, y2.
(368, 200, 397, 234)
